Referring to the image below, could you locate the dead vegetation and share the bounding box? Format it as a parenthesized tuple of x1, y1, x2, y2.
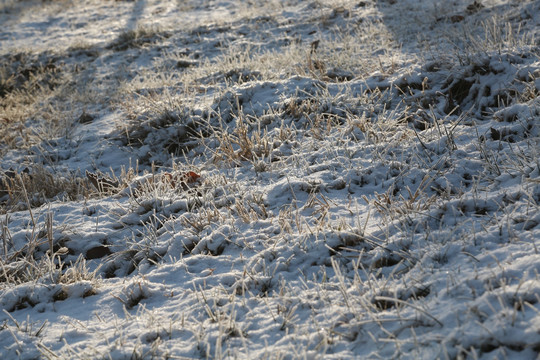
(1, 0, 539, 358)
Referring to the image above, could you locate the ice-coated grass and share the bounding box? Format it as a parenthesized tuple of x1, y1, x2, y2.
(1, 0, 540, 359)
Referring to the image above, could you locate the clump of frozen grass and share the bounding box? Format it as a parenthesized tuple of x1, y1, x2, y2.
(1, 1, 540, 358)
(457, 16, 536, 61)
(202, 113, 275, 167)
(120, 3, 399, 109)
(108, 0, 404, 172)
(108, 25, 169, 51)
(1, 205, 100, 288)
(0, 53, 61, 153)
(0, 165, 90, 214)
(0, 48, 108, 162)
(421, 11, 538, 68)
(2, 310, 49, 357)
(191, 17, 397, 83)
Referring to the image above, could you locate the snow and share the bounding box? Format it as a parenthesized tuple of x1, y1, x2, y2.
(1, 0, 540, 358)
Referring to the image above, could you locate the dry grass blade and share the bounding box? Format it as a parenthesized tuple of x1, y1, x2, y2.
(373, 296, 442, 326)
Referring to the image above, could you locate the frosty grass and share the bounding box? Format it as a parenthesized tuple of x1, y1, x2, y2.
(1, 0, 540, 359)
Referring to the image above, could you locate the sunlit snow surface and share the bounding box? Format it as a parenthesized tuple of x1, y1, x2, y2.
(1, 0, 540, 359)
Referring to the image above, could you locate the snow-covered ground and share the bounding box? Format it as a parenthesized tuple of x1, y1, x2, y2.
(1, 0, 539, 358)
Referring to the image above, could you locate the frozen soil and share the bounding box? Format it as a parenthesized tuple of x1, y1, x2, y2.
(1, 0, 540, 359)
